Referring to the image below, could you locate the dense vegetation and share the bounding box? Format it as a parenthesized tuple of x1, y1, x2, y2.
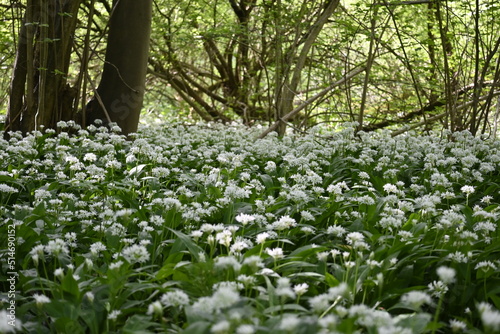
(1, 1, 500, 333)
(1, 123, 499, 333)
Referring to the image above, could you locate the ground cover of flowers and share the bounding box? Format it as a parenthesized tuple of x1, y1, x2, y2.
(1, 122, 500, 334)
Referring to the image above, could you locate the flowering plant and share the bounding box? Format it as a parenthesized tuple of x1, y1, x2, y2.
(0, 123, 499, 333)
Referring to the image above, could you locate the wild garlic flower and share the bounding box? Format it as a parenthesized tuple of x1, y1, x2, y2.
(327, 225, 347, 237)
(0, 184, 18, 193)
(436, 266, 456, 284)
(275, 277, 296, 299)
(279, 315, 301, 331)
(383, 183, 398, 194)
(235, 213, 255, 226)
(269, 215, 296, 231)
(214, 256, 242, 272)
(460, 185, 475, 195)
(478, 302, 500, 332)
(449, 319, 467, 332)
(107, 310, 121, 320)
(121, 244, 150, 264)
(211, 320, 231, 334)
(400, 291, 432, 309)
(428, 280, 449, 297)
(266, 247, 284, 260)
(236, 324, 255, 334)
(293, 283, 309, 296)
(147, 300, 163, 316)
(33, 293, 51, 306)
(45, 239, 69, 257)
(256, 232, 270, 244)
(160, 290, 190, 308)
(475, 261, 497, 272)
(90, 241, 107, 256)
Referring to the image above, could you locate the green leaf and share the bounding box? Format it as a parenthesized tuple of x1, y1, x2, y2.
(395, 313, 432, 334)
(263, 303, 308, 314)
(325, 272, 340, 287)
(181, 321, 211, 334)
(44, 299, 80, 320)
(61, 271, 81, 300)
(122, 315, 158, 334)
(168, 228, 205, 262)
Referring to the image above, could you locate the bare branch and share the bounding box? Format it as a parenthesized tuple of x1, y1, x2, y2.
(257, 66, 366, 139)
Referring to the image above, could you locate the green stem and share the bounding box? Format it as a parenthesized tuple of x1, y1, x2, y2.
(431, 294, 444, 334)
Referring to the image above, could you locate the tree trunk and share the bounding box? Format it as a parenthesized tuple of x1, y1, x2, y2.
(5, 0, 83, 134)
(275, 0, 340, 135)
(85, 0, 152, 136)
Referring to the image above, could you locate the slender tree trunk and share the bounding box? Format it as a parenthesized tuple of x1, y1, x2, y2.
(276, 0, 340, 135)
(85, 0, 152, 136)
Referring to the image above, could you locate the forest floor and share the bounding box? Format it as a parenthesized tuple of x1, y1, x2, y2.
(1, 122, 499, 333)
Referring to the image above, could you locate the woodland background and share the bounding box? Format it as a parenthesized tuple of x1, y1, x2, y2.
(0, 0, 500, 136)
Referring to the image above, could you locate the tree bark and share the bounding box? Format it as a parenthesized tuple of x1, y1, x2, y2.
(5, 0, 83, 134)
(85, 0, 152, 136)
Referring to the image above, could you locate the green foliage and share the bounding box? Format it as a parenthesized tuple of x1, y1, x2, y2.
(1, 122, 500, 332)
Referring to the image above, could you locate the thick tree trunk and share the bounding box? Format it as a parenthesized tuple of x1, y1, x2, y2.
(5, 0, 83, 134)
(85, 0, 152, 136)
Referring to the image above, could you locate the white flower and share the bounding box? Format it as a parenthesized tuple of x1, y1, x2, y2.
(121, 244, 150, 264)
(326, 225, 347, 237)
(266, 247, 284, 260)
(235, 213, 255, 226)
(211, 286, 241, 310)
(428, 280, 449, 297)
(236, 324, 255, 334)
(85, 291, 95, 303)
(83, 153, 97, 162)
(475, 261, 497, 272)
(401, 291, 432, 309)
(109, 260, 123, 270)
(237, 274, 256, 286)
(258, 268, 279, 277)
(211, 320, 231, 334)
(345, 232, 364, 245)
(449, 319, 467, 332)
(256, 232, 270, 244)
(108, 310, 121, 320)
(270, 215, 296, 231)
(383, 183, 398, 194)
(436, 266, 456, 284)
(0, 184, 18, 193)
(33, 293, 51, 306)
(328, 282, 348, 299)
(317, 251, 329, 261)
(45, 239, 69, 256)
(479, 303, 500, 332)
(0, 309, 21, 332)
(90, 241, 106, 255)
(54, 268, 64, 280)
(460, 185, 475, 195)
(301, 210, 315, 221)
(481, 195, 493, 204)
(309, 293, 331, 313)
(243, 255, 264, 270)
(293, 283, 309, 296)
(279, 315, 301, 331)
(147, 300, 163, 316)
(214, 256, 242, 272)
(216, 230, 233, 247)
(160, 290, 190, 308)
